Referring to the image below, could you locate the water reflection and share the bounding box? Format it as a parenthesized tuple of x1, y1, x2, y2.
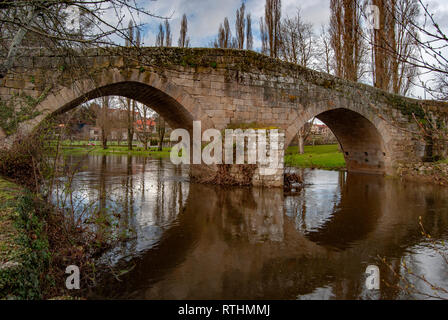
(60, 155, 189, 264)
(286, 170, 385, 250)
(59, 155, 448, 299)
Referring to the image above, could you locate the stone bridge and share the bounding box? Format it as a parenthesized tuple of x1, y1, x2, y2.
(1, 47, 447, 183)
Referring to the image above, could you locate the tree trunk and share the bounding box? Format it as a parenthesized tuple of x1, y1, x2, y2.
(298, 134, 305, 154)
(127, 99, 134, 151)
(101, 128, 108, 149)
(158, 134, 164, 151)
(127, 129, 132, 150)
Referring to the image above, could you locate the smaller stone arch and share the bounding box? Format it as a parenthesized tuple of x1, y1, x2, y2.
(285, 105, 392, 175)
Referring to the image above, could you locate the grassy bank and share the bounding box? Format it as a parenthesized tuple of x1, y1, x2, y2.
(63, 143, 346, 169)
(0, 174, 108, 299)
(285, 144, 346, 170)
(61, 145, 172, 158)
(0, 177, 51, 299)
(0, 178, 25, 269)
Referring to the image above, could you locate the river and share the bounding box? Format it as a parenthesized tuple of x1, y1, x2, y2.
(57, 154, 448, 300)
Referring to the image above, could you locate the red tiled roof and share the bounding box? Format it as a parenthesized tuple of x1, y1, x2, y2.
(135, 119, 155, 126)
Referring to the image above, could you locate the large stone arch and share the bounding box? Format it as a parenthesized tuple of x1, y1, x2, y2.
(285, 98, 393, 175)
(17, 68, 214, 136)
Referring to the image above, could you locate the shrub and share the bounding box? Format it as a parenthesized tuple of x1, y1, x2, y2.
(0, 134, 45, 190)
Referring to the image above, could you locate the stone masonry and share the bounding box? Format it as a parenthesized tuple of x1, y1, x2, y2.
(1, 47, 448, 185)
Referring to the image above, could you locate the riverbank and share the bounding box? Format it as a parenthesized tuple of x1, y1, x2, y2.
(0, 177, 51, 299)
(285, 144, 346, 170)
(396, 162, 448, 186)
(0, 178, 25, 272)
(0, 174, 104, 299)
(64, 144, 346, 169)
(61, 145, 172, 158)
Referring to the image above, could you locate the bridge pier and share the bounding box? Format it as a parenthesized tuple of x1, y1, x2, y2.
(189, 130, 285, 188)
(190, 162, 284, 188)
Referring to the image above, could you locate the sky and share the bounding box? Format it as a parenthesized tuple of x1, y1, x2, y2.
(99, 0, 448, 99)
(136, 0, 448, 49)
(136, 0, 332, 48)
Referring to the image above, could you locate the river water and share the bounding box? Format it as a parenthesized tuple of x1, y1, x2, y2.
(59, 154, 448, 300)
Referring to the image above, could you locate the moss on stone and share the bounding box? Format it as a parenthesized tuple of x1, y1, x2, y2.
(0, 88, 49, 136)
(226, 122, 280, 130)
(384, 94, 425, 119)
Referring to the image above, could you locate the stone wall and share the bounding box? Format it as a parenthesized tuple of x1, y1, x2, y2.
(396, 162, 448, 186)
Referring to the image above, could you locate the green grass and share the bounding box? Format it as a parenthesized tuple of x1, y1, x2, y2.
(55, 140, 136, 146)
(285, 144, 346, 169)
(61, 145, 172, 158)
(437, 158, 448, 164)
(0, 178, 24, 266)
(62, 143, 346, 169)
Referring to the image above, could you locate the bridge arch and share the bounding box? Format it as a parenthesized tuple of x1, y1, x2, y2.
(22, 68, 213, 135)
(285, 103, 392, 175)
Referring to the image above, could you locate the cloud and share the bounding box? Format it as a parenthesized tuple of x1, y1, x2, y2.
(100, 0, 448, 51)
(135, 0, 330, 48)
(98, 0, 448, 98)
(139, 0, 244, 47)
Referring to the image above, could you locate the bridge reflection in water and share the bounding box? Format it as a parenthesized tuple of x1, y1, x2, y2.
(60, 155, 448, 300)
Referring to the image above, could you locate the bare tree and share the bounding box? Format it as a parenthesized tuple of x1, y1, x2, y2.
(264, 0, 282, 58)
(93, 97, 111, 150)
(435, 72, 448, 101)
(330, 0, 343, 77)
(155, 114, 166, 151)
(135, 104, 155, 151)
(280, 9, 315, 67)
(178, 14, 190, 48)
(361, 0, 448, 155)
(110, 107, 127, 146)
(214, 17, 234, 48)
(223, 18, 232, 48)
(370, 0, 393, 90)
(367, 0, 419, 95)
(360, 0, 448, 100)
(155, 19, 173, 47)
(316, 25, 334, 74)
(124, 96, 136, 150)
(246, 13, 253, 50)
(156, 23, 165, 47)
(260, 17, 269, 55)
(297, 119, 315, 154)
(215, 24, 224, 48)
(0, 1, 161, 81)
(391, 0, 419, 95)
(235, 3, 246, 49)
(165, 19, 172, 47)
(124, 22, 141, 151)
(329, 0, 365, 81)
